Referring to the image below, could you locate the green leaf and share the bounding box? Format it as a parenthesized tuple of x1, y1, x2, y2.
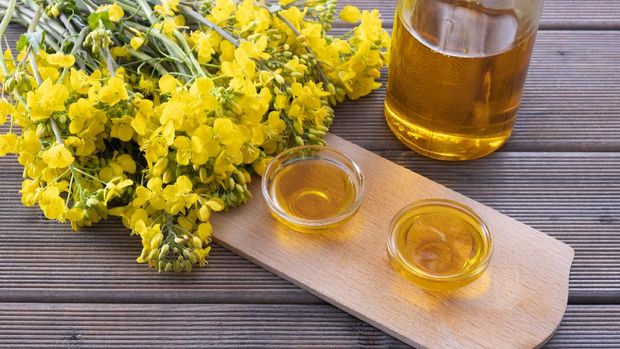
(17, 31, 44, 54)
(16, 35, 28, 51)
(88, 12, 113, 30)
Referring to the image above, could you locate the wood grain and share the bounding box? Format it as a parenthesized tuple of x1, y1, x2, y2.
(331, 0, 620, 29)
(210, 134, 574, 348)
(0, 303, 616, 348)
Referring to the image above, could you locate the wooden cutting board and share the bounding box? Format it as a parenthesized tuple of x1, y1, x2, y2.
(211, 134, 574, 349)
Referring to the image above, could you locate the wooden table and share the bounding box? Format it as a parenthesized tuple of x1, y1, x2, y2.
(1, 1, 619, 347)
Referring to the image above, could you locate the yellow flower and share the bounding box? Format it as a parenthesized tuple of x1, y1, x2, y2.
(340, 6, 362, 23)
(65, 136, 96, 156)
(102, 3, 124, 22)
(41, 144, 74, 168)
(116, 154, 137, 173)
(98, 77, 128, 106)
(172, 136, 192, 165)
(38, 186, 67, 220)
(130, 36, 145, 50)
(69, 68, 92, 94)
(20, 129, 40, 155)
(0, 133, 18, 156)
(26, 79, 68, 121)
(252, 156, 272, 176)
(66, 207, 85, 223)
(284, 57, 307, 75)
(20, 179, 39, 207)
(111, 115, 134, 141)
(104, 177, 134, 204)
(196, 222, 213, 240)
(0, 98, 14, 125)
(39, 66, 60, 82)
(158, 74, 179, 94)
(267, 111, 286, 135)
(209, 0, 236, 24)
(214, 118, 245, 148)
(46, 53, 76, 68)
(191, 125, 220, 165)
(161, 176, 197, 215)
(111, 46, 130, 58)
(154, 0, 180, 16)
(189, 77, 217, 111)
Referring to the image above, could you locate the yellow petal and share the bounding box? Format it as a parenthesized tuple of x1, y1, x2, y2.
(340, 6, 361, 23)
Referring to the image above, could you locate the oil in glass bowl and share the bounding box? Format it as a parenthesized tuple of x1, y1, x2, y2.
(387, 199, 493, 290)
(262, 146, 364, 232)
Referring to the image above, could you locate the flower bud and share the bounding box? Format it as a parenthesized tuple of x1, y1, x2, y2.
(164, 262, 173, 272)
(192, 236, 202, 248)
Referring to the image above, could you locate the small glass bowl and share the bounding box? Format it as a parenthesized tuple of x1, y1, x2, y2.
(386, 199, 493, 290)
(261, 145, 365, 233)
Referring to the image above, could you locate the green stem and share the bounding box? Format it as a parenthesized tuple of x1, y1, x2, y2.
(180, 5, 239, 47)
(174, 31, 206, 77)
(27, 7, 44, 84)
(135, 0, 202, 78)
(0, 0, 16, 76)
(58, 26, 89, 83)
(128, 48, 169, 76)
(130, 21, 192, 77)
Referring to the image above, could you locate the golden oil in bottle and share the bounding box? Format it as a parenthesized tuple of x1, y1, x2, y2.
(387, 200, 492, 290)
(385, 0, 537, 160)
(270, 158, 356, 227)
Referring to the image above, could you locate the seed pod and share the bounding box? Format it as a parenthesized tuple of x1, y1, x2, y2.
(164, 262, 172, 272)
(310, 129, 326, 137)
(158, 260, 166, 271)
(184, 260, 192, 272)
(173, 261, 182, 272)
(295, 136, 304, 146)
(327, 83, 336, 94)
(307, 134, 320, 142)
(234, 171, 246, 184)
(185, 250, 197, 264)
(160, 244, 170, 255)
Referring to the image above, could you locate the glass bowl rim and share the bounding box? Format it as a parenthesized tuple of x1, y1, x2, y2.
(261, 145, 365, 229)
(386, 198, 493, 282)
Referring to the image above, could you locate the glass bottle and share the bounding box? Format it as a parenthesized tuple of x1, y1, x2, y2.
(385, 0, 544, 160)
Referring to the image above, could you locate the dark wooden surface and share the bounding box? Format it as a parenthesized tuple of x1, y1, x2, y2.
(1, 0, 620, 347)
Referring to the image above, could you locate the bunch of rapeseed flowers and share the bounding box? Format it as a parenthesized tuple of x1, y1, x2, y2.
(0, 0, 389, 271)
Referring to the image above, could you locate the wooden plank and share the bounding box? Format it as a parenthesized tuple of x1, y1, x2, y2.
(331, 0, 620, 29)
(331, 30, 620, 152)
(0, 150, 618, 303)
(0, 303, 617, 348)
(211, 134, 574, 348)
